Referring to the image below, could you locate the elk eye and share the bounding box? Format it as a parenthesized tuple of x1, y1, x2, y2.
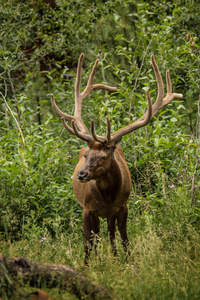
(100, 156, 106, 161)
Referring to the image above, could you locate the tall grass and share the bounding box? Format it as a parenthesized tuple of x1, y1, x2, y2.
(1, 193, 200, 300)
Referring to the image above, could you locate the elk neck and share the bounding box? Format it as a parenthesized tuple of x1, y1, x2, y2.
(95, 157, 121, 198)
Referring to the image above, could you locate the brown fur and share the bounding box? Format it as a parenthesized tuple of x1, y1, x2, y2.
(73, 142, 131, 264)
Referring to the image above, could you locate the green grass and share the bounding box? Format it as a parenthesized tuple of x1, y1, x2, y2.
(1, 215, 200, 300)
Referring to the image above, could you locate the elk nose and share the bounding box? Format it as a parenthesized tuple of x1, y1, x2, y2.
(77, 171, 88, 181)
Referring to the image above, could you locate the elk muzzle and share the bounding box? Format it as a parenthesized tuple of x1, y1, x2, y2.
(77, 170, 89, 182)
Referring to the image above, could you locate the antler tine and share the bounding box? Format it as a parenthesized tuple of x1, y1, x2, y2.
(150, 54, 164, 118)
(166, 70, 172, 94)
(90, 117, 112, 144)
(51, 94, 74, 122)
(61, 117, 75, 135)
(79, 57, 117, 102)
(74, 53, 90, 134)
(163, 70, 183, 105)
(91, 119, 107, 143)
(87, 59, 99, 90)
(51, 94, 76, 135)
(106, 116, 112, 143)
(88, 59, 117, 92)
(61, 118, 92, 143)
(150, 54, 183, 116)
(75, 53, 84, 102)
(71, 120, 92, 142)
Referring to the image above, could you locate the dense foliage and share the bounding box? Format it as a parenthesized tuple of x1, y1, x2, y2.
(0, 0, 199, 238)
(0, 0, 200, 298)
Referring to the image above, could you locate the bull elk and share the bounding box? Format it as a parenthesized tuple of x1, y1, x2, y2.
(51, 53, 183, 264)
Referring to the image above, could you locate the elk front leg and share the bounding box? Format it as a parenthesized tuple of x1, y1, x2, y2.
(107, 215, 117, 256)
(117, 205, 129, 257)
(83, 209, 100, 264)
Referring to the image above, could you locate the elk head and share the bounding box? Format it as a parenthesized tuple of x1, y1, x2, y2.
(76, 139, 119, 182)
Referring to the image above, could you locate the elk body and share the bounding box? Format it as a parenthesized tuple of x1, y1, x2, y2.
(51, 54, 183, 264)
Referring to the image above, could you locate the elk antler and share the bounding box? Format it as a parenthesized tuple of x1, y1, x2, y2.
(52, 54, 183, 145)
(51, 53, 117, 143)
(108, 54, 183, 144)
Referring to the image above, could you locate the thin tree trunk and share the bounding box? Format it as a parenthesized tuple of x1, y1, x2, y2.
(8, 71, 21, 126)
(191, 97, 200, 203)
(36, 95, 42, 126)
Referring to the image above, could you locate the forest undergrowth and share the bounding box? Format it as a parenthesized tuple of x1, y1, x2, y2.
(0, 0, 200, 299)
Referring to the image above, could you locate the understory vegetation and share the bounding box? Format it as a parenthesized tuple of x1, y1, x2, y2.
(0, 0, 200, 299)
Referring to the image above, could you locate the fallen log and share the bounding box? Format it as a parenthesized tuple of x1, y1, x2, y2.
(0, 255, 118, 299)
